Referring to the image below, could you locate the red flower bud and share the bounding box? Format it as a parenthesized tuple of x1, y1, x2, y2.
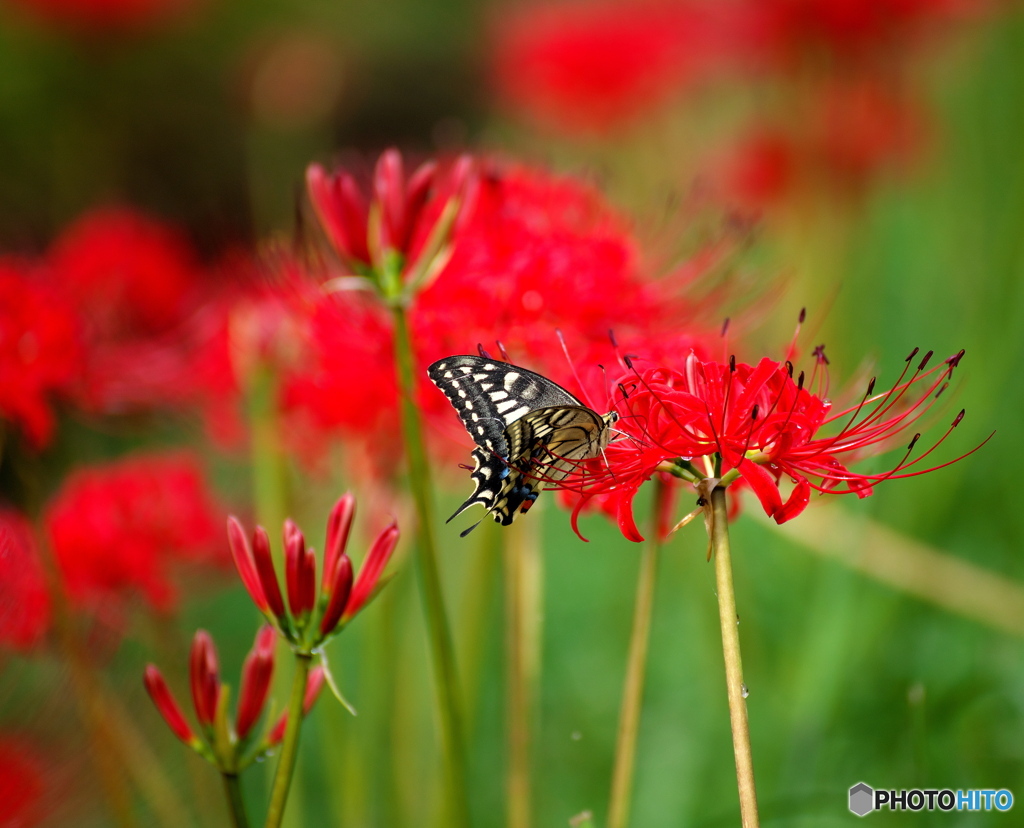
(252, 526, 286, 620)
(319, 554, 353, 637)
(322, 493, 355, 595)
(144, 665, 196, 745)
(189, 630, 219, 727)
(235, 625, 277, 739)
(227, 516, 267, 613)
(306, 164, 370, 265)
(284, 519, 306, 617)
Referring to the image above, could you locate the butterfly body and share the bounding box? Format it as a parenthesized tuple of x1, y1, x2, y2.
(428, 355, 616, 535)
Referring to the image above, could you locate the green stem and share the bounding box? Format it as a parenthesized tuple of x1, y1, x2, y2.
(607, 480, 666, 828)
(248, 366, 289, 532)
(709, 486, 760, 828)
(264, 653, 313, 828)
(223, 774, 250, 828)
(504, 514, 542, 828)
(389, 304, 470, 828)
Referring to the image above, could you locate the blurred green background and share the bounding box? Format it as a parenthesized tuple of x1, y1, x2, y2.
(1, 0, 1021, 826)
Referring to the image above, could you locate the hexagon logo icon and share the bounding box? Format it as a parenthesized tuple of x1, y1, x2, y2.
(849, 782, 874, 817)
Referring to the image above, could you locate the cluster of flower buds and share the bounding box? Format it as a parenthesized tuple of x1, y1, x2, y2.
(227, 493, 399, 652)
(144, 627, 325, 771)
(306, 149, 476, 299)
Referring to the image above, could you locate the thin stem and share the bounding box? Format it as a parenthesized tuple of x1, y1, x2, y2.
(709, 486, 760, 828)
(223, 774, 250, 828)
(264, 653, 312, 828)
(607, 481, 667, 828)
(504, 513, 542, 828)
(390, 304, 471, 828)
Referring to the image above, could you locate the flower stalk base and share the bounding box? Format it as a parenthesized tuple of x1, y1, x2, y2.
(709, 486, 760, 828)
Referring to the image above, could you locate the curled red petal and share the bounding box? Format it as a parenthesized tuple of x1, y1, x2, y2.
(319, 555, 353, 637)
(235, 625, 277, 740)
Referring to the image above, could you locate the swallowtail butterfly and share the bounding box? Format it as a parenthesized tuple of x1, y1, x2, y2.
(428, 355, 618, 536)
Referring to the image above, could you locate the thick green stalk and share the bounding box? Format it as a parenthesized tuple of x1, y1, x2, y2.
(504, 513, 542, 828)
(223, 774, 250, 828)
(607, 481, 667, 828)
(390, 304, 471, 828)
(264, 653, 312, 828)
(709, 486, 760, 828)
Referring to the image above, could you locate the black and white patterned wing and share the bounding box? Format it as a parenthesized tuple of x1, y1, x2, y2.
(428, 355, 610, 536)
(427, 355, 583, 455)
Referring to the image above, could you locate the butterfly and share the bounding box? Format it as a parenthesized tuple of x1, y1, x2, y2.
(427, 354, 618, 536)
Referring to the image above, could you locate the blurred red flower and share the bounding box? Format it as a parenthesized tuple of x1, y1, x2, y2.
(46, 207, 224, 414)
(0, 262, 83, 448)
(0, 509, 50, 651)
(563, 347, 980, 541)
(491, 0, 730, 134)
(45, 452, 227, 617)
(0, 738, 46, 827)
(724, 80, 926, 206)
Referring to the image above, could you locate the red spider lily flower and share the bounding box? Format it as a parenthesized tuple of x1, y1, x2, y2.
(491, 0, 733, 134)
(0, 738, 48, 826)
(563, 346, 983, 541)
(45, 206, 227, 415)
(227, 493, 399, 647)
(307, 149, 476, 282)
(0, 509, 51, 651)
(0, 262, 83, 448)
(45, 452, 227, 618)
(145, 625, 295, 764)
(2, 0, 206, 34)
(267, 666, 326, 746)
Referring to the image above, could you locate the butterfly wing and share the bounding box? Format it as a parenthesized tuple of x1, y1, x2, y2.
(428, 355, 611, 535)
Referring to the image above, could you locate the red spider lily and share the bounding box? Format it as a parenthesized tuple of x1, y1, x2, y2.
(145, 626, 321, 766)
(45, 207, 224, 414)
(562, 346, 983, 541)
(227, 493, 399, 647)
(45, 452, 227, 618)
(0, 262, 83, 448)
(0, 509, 51, 651)
(490, 0, 733, 134)
(307, 149, 475, 281)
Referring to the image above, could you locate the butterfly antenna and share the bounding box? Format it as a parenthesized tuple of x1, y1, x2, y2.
(556, 328, 596, 409)
(496, 340, 511, 362)
(477, 343, 492, 359)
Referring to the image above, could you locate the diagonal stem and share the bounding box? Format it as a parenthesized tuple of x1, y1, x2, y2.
(222, 773, 250, 828)
(709, 485, 760, 828)
(390, 303, 471, 828)
(607, 479, 667, 828)
(263, 653, 312, 828)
